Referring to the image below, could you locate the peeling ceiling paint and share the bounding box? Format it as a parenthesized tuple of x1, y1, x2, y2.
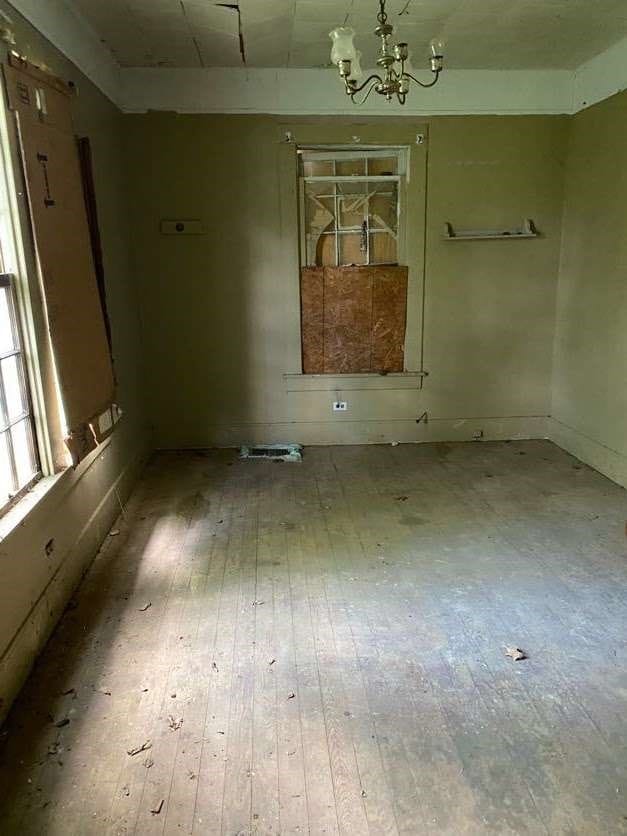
(70, 0, 627, 71)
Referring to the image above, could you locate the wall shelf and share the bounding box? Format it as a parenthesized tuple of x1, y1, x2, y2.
(443, 218, 538, 241)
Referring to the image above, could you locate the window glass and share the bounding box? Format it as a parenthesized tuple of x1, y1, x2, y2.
(300, 149, 402, 267)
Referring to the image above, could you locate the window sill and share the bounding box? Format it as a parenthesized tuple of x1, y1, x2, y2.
(0, 469, 69, 542)
(284, 371, 427, 392)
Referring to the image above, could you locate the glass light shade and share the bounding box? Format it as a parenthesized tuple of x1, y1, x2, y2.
(430, 38, 445, 58)
(329, 27, 357, 64)
(348, 50, 363, 81)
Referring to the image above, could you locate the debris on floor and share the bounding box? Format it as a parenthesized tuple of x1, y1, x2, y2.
(505, 646, 528, 661)
(138, 602, 152, 612)
(54, 718, 70, 728)
(127, 740, 152, 756)
(150, 798, 164, 816)
(395, 495, 409, 502)
(143, 757, 154, 769)
(287, 692, 296, 700)
(240, 443, 302, 463)
(109, 530, 120, 537)
(168, 715, 183, 731)
(212, 661, 219, 672)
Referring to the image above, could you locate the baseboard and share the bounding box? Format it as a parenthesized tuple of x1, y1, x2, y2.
(158, 415, 549, 448)
(0, 445, 149, 726)
(548, 417, 627, 489)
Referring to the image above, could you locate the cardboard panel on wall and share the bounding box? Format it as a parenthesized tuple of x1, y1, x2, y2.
(3, 59, 115, 462)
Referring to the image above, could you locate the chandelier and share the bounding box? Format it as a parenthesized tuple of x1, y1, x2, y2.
(329, 0, 444, 105)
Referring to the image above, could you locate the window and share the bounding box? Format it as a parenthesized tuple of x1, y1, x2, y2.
(299, 148, 405, 267)
(298, 147, 409, 375)
(0, 270, 40, 509)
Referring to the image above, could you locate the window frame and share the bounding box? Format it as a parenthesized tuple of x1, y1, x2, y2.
(0, 270, 41, 510)
(298, 147, 408, 269)
(0, 75, 63, 519)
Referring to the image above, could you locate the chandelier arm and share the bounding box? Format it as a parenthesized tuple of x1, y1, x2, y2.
(345, 73, 383, 95)
(402, 69, 442, 89)
(351, 79, 380, 106)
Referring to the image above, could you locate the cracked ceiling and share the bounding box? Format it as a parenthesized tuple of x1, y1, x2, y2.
(71, 0, 627, 70)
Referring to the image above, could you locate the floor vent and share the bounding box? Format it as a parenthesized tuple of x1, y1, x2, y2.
(240, 444, 302, 462)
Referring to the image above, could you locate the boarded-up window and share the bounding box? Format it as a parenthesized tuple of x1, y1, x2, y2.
(3, 57, 116, 464)
(301, 265, 408, 374)
(298, 148, 408, 374)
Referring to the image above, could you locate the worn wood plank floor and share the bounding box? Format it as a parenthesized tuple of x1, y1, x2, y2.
(0, 441, 626, 835)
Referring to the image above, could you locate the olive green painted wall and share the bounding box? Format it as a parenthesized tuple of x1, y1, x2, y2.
(0, 3, 148, 722)
(126, 112, 567, 448)
(550, 90, 627, 487)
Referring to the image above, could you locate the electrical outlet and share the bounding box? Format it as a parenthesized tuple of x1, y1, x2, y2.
(333, 401, 348, 412)
(472, 429, 484, 440)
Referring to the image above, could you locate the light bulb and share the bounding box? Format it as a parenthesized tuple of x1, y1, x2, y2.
(348, 50, 363, 81)
(329, 27, 357, 65)
(430, 38, 445, 58)
(429, 38, 444, 72)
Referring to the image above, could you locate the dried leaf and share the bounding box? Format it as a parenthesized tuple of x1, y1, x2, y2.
(168, 715, 183, 731)
(505, 646, 527, 661)
(138, 602, 152, 612)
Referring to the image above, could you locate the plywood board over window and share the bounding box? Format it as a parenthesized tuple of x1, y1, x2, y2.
(301, 265, 408, 374)
(3, 57, 116, 464)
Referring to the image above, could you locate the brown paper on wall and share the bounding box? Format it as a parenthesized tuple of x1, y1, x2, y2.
(3, 59, 115, 464)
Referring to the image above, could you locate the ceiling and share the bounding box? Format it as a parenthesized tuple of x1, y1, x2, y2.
(70, 0, 627, 71)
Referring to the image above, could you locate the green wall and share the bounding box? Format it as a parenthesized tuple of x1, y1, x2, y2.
(551, 89, 627, 487)
(126, 113, 567, 448)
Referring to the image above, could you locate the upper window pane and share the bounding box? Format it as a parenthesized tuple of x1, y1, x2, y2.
(300, 149, 402, 268)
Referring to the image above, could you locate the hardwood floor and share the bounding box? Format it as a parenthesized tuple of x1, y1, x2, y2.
(0, 441, 626, 835)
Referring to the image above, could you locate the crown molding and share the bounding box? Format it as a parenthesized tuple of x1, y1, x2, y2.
(119, 67, 574, 116)
(7, 0, 120, 104)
